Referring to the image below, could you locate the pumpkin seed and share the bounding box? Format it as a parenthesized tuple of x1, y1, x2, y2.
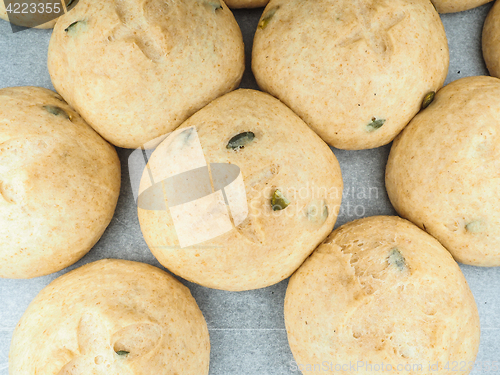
(65, 21, 79, 32)
(388, 248, 406, 271)
(271, 189, 290, 211)
(226, 132, 255, 150)
(206, 0, 223, 10)
(366, 117, 385, 132)
(465, 220, 483, 233)
(65, 20, 86, 36)
(306, 200, 328, 224)
(116, 350, 129, 356)
(43, 105, 71, 120)
(421, 91, 435, 109)
(259, 7, 278, 29)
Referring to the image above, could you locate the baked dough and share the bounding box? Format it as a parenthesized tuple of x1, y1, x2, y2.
(0, 86, 120, 278)
(252, 0, 449, 150)
(0, 0, 57, 28)
(483, 0, 500, 77)
(48, 0, 245, 149)
(138, 89, 343, 291)
(9, 259, 210, 375)
(386, 76, 500, 267)
(224, 0, 269, 9)
(285, 216, 480, 375)
(431, 0, 492, 13)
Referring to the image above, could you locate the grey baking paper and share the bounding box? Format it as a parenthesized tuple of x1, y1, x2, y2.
(0, 3, 499, 374)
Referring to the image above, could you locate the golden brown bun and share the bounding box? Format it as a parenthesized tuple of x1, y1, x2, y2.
(285, 216, 480, 375)
(0, 86, 120, 279)
(48, 0, 245, 149)
(252, 0, 449, 150)
(386, 76, 500, 266)
(9, 259, 210, 375)
(138, 89, 343, 291)
(483, 0, 500, 77)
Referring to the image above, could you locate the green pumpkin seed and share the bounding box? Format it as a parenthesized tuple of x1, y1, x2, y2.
(271, 189, 290, 211)
(259, 7, 278, 29)
(388, 248, 406, 271)
(366, 117, 385, 132)
(465, 220, 483, 233)
(226, 132, 255, 150)
(65, 20, 86, 36)
(43, 105, 71, 120)
(206, 0, 223, 10)
(116, 350, 129, 356)
(306, 200, 328, 224)
(65, 21, 79, 33)
(421, 91, 435, 109)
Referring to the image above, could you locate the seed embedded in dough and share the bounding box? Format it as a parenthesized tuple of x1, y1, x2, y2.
(421, 91, 436, 109)
(226, 131, 255, 151)
(465, 220, 483, 233)
(258, 7, 279, 29)
(271, 189, 290, 211)
(388, 248, 406, 271)
(366, 117, 386, 132)
(206, 0, 223, 11)
(306, 200, 329, 224)
(65, 20, 86, 36)
(43, 105, 71, 120)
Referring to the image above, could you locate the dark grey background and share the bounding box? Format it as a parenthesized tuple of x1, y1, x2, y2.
(0, 3, 499, 374)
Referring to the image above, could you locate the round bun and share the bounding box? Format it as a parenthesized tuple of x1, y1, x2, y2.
(285, 216, 480, 375)
(0, 86, 120, 279)
(386, 76, 500, 266)
(252, 0, 449, 150)
(223, 0, 269, 9)
(138, 89, 343, 291)
(431, 0, 492, 13)
(48, 0, 245, 149)
(9, 259, 210, 375)
(483, 0, 500, 78)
